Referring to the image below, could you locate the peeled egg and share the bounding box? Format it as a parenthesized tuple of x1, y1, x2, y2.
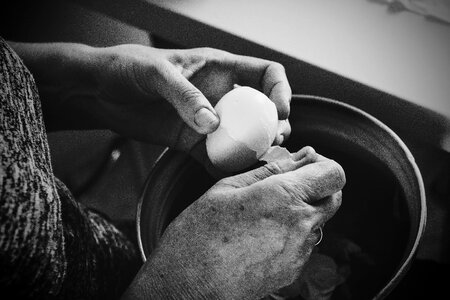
(206, 86, 278, 172)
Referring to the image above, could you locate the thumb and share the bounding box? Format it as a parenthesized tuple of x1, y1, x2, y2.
(154, 62, 219, 134)
(217, 146, 318, 189)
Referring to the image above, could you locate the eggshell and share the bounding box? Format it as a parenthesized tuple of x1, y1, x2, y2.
(206, 86, 278, 172)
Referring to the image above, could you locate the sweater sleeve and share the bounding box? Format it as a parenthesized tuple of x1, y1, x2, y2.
(0, 37, 139, 299)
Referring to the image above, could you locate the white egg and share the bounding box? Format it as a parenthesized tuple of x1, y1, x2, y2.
(206, 86, 278, 172)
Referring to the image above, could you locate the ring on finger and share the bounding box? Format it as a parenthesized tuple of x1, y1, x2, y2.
(314, 226, 323, 246)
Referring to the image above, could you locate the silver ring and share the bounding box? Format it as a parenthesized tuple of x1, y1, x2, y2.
(314, 226, 323, 246)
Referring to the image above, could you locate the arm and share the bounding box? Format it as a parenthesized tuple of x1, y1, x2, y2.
(8, 41, 100, 130)
(7, 42, 291, 153)
(8, 41, 95, 90)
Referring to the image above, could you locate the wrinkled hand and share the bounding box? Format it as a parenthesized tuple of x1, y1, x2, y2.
(86, 45, 291, 153)
(123, 147, 346, 300)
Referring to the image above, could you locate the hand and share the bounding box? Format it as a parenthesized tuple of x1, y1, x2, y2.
(123, 147, 346, 299)
(11, 42, 291, 171)
(84, 45, 292, 153)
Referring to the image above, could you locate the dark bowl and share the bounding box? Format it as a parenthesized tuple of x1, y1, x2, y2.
(137, 95, 426, 299)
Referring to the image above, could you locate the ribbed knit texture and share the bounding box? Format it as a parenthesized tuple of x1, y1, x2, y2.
(0, 37, 139, 299)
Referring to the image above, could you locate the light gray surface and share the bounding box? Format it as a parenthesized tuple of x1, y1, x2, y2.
(148, 0, 450, 120)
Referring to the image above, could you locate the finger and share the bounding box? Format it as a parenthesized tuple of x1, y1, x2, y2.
(260, 159, 346, 205)
(154, 61, 219, 134)
(273, 119, 291, 145)
(261, 63, 292, 119)
(231, 55, 291, 119)
(217, 146, 318, 189)
(310, 191, 343, 225)
(291, 146, 318, 168)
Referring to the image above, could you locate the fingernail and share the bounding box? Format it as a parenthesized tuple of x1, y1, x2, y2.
(194, 108, 219, 130)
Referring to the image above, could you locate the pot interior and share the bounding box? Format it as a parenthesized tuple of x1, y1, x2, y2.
(137, 96, 426, 300)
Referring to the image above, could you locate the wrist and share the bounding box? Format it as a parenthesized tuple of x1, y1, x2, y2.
(43, 43, 101, 130)
(8, 41, 96, 90)
(8, 41, 105, 130)
(122, 248, 224, 300)
(57, 43, 98, 94)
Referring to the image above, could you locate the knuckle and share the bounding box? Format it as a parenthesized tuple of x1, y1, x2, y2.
(302, 146, 315, 156)
(179, 88, 203, 105)
(276, 179, 309, 204)
(198, 47, 228, 62)
(302, 146, 317, 161)
(271, 62, 285, 73)
(323, 159, 346, 189)
(330, 160, 346, 188)
(275, 181, 292, 200)
(261, 162, 284, 177)
(242, 163, 285, 185)
(198, 47, 215, 54)
(215, 177, 241, 189)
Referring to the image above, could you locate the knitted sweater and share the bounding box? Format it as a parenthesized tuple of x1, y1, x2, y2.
(0, 37, 139, 299)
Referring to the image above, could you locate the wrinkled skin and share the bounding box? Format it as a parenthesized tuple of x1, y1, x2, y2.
(79, 45, 292, 153)
(10, 41, 344, 299)
(11, 43, 291, 173)
(124, 146, 346, 299)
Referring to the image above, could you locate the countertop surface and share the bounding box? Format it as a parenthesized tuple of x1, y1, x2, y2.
(146, 0, 450, 119)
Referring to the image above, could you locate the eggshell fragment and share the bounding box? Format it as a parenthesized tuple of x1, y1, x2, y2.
(206, 86, 278, 172)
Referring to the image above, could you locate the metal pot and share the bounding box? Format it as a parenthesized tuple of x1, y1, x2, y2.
(137, 95, 426, 299)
